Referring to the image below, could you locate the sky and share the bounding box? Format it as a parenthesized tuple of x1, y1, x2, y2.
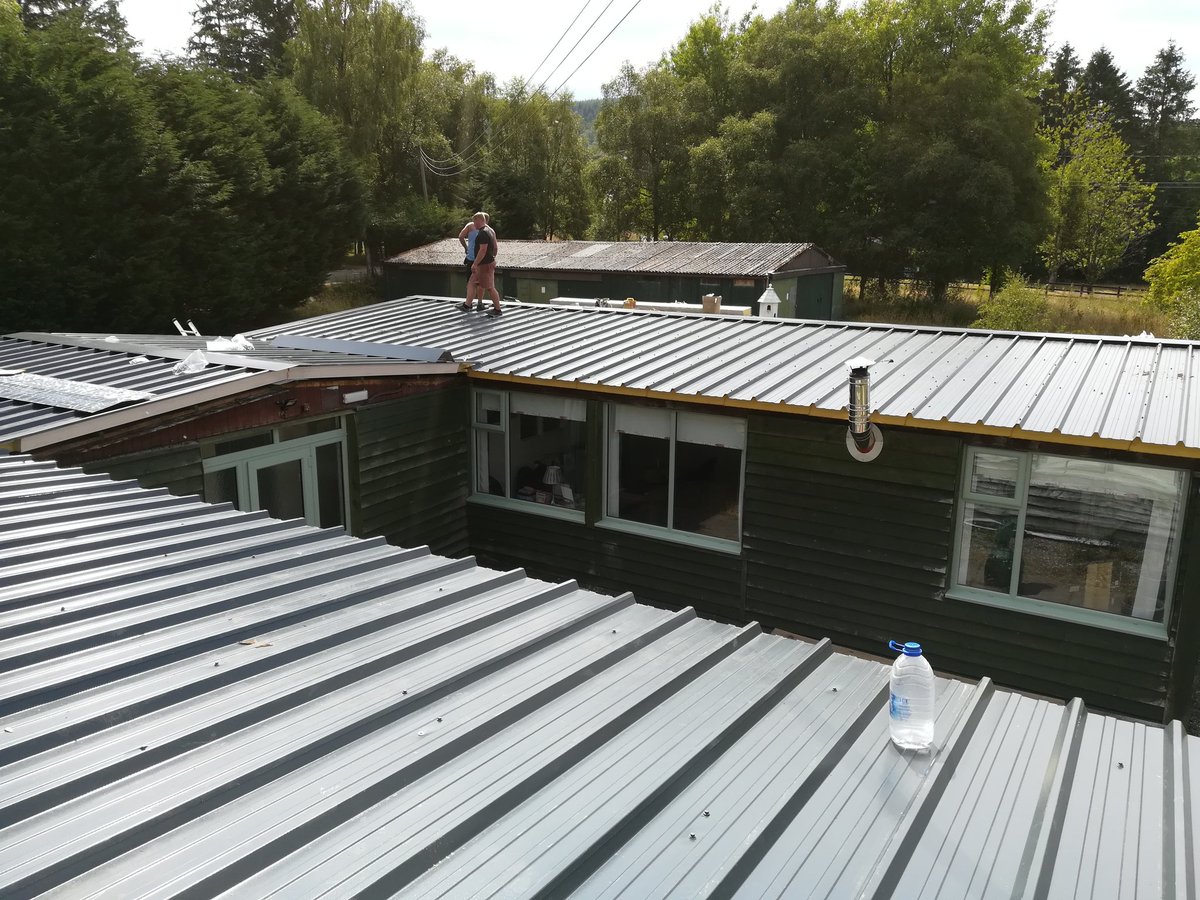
(120, 0, 1200, 101)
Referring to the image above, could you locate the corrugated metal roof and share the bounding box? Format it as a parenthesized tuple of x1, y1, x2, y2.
(0, 333, 459, 451)
(386, 239, 836, 277)
(0, 451, 1196, 898)
(253, 297, 1200, 457)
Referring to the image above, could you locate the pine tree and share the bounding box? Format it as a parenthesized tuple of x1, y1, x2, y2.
(1039, 43, 1081, 129)
(1133, 42, 1200, 273)
(1080, 48, 1137, 142)
(1135, 41, 1197, 161)
(188, 0, 296, 82)
(18, 0, 130, 50)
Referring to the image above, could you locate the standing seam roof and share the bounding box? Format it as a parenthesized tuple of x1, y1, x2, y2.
(253, 297, 1200, 456)
(385, 240, 833, 277)
(0, 451, 1196, 898)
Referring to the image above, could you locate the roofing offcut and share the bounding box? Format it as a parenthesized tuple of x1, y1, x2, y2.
(386, 239, 839, 277)
(0, 451, 1196, 898)
(0, 332, 458, 452)
(253, 296, 1200, 458)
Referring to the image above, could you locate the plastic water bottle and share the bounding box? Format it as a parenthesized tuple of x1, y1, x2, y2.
(888, 640, 935, 750)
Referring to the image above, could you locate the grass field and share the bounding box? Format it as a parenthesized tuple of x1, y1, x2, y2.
(843, 277, 1168, 337)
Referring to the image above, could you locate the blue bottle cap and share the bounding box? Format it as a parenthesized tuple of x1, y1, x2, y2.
(888, 640, 923, 656)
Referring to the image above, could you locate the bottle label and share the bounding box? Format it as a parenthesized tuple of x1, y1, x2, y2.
(890, 693, 909, 721)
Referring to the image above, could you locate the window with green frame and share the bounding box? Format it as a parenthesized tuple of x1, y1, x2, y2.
(471, 390, 588, 515)
(200, 417, 347, 529)
(952, 447, 1187, 632)
(605, 404, 745, 546)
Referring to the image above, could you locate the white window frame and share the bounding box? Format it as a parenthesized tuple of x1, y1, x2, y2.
(948, 446, 1186, 638)
(601, 404, 745, 554)
(468, 389, 587, 523)
(201, 420, 349, 529)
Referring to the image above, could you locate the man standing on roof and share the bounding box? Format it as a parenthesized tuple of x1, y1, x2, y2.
(464, 212, 501, 316)
(458, 212, 489, 311)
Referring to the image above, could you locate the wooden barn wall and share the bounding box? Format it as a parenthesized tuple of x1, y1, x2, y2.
(77, 443, 205, 497)
(743, 414, 1179, 722)
(351, 383, 469, 557)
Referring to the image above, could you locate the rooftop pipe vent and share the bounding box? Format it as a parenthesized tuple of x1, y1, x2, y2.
(845, 356, 882, 462)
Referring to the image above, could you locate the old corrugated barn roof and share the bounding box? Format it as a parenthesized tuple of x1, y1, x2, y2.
(252, 296, 1200, 458)
(0, 332, 458, 452)
(0, 451, 1196, 898)
(386, 239, 838, 277)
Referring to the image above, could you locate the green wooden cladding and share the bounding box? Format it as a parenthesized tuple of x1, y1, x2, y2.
(461, 404, 1196, 723)
(351, 384, 470, 557)
(79, 443, 205, 497)
(742, 415, 1184, 723)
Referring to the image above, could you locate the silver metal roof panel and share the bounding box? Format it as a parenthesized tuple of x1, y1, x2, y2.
(385, 239, 836, 277)
(254, 298, 1200, 456)
(1, 451, 1196, 897)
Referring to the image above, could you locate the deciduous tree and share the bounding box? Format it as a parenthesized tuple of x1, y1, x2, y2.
(1040, 107, 1155, 283)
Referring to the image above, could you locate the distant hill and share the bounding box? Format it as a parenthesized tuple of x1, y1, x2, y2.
(573, 98, 601, 146)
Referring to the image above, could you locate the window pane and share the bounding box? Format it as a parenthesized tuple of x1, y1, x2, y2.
(475, 392, 502, 426)
(475, 430, 506, 495)
(673, 442, 741, 540)
(278, 417, 339, 443)
(613, 405, 670, 439)
(210, 432, 272, 457)
(676, 411, 745, 450)
(315, 442, 345, 528)
(203, 467, 240, 509)
(615, 433, 669, 526)
(1017, 458, 1181, 622)
(509, 393, 585, 421)
(255, 459, 305, 521)
(970, 451, 1019, 499)
(508, 412, 587, 512)
(957, 502, 1018, 592)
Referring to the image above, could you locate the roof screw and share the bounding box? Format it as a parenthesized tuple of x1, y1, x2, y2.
(703, 810, 710, 817)
(214, 662, 220, 667)
(437, 717, 443, 723)
(418, 730, 426, 736)
(1117, 762, 1125, 769)
(689, 833, 696, 840)
(612, 629, 617, 634)
(402, 690, 408, 695)
(831, 686, 838, 692)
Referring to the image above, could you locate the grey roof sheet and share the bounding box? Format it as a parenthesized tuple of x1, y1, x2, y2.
(0, 451, 1196, 898)
(253, 297, 1200, 456)
(0, 335, 262, 442)
(0, 333, 457, 447)
(386, 239, 834, 277)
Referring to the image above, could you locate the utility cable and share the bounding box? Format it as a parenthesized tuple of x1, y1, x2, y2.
(421, 0, 610, 169)
(421, 0, 646, 179)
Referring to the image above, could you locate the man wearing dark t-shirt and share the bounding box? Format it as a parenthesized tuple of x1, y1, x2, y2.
(469, 212, 502, 315)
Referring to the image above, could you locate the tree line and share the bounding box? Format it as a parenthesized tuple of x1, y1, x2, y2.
(1, 0, 1197, 335)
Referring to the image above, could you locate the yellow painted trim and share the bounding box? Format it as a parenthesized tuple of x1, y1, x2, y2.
(467, 370, 1200, 462)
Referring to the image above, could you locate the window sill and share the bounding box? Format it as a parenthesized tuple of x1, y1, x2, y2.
(468, 492, 586, 523)
(947, 586, 1168, 640)
(597, 517, 742, 555)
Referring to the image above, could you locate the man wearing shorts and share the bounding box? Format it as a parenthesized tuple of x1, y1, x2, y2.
(468, 212, 501, 316)
(457, 212, 488, 310)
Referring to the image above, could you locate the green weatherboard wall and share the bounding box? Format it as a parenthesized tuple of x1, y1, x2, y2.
(352, 384, 470, 557)
(459, 401, 1198, 723)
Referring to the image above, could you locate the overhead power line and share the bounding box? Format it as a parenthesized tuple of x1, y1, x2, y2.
(421, 0, 611, 170)
(420, 0, 644, 179)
